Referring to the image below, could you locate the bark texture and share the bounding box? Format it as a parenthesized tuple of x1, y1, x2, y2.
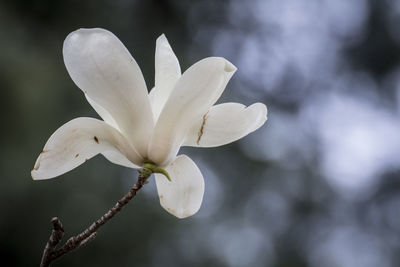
(40, 172, 149, 267)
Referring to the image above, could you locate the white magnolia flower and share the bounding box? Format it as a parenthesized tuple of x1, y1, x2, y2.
(32, 28, 267, 218)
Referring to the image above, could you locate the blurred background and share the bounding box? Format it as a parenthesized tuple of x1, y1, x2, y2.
(1, 0, 400, 266)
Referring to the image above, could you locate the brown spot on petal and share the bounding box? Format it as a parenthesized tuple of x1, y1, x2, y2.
(33, 164, 40, 171)
(33, 150, 47, 171)
(197, 111, 209, 145)
(75, 154, 79, 158)
(94, 136, 99, 143)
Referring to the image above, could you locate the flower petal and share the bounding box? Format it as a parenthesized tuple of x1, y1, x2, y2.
(148, 57, 237, 166)
(31, 117, 142, 180)
(63, 28, 154, 157)
(85, 95, 120, 131)
(183, 102, 267, 147)
(85, 95, 139, 168)
(150, 34, 181, 121)
(155, 155, 204, 218)
(101, 151, 140, 169)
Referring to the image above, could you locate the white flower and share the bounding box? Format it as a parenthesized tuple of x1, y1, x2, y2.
(31, 28, 268, 218)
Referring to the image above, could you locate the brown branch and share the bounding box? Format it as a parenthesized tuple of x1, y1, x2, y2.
(40, 217, 64, 266)
(40, 172, 149, 267)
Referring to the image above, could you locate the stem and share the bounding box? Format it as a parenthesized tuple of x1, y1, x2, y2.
(40, 172, 150, 267)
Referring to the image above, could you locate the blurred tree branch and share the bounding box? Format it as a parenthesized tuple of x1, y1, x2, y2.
(40, 172, 150, 267)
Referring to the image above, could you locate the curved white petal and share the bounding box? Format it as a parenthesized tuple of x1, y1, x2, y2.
(101, 151, 140, 169)
(150, 34, 181, 122)
(148, 57, 237, 166)
(85, 95, 120, 131)
(85, 95, 139, 168)
(183, 102, 267, 147)
(31, 117, 143, 180)
(63, 28, 154, 157)
(155, 155, 204, 219)
(148, 86, 156, 110)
